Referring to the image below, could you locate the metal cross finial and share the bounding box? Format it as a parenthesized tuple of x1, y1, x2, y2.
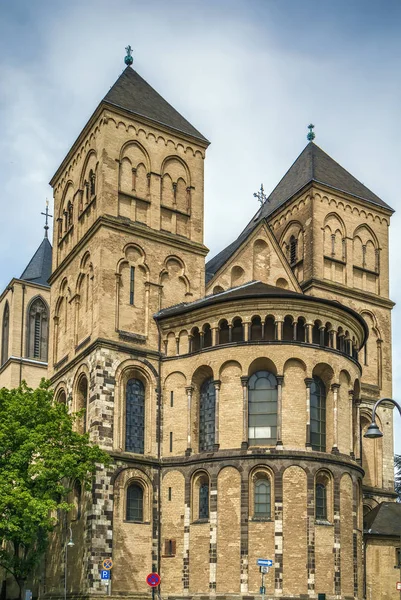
(41, 200, 53, 239)
(307, 124, 315, 141)
(253, 184, 268, 207)
(124, 45, 133, 66)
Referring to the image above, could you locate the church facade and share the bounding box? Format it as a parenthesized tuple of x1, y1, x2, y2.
(1, 61, 400, 599)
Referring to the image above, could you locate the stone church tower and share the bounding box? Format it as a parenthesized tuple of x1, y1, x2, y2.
(18, 59, 398, 599)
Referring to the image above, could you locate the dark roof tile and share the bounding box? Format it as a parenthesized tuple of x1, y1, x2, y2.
(20, 237, 52, 287)
(364, 502, 401, 536)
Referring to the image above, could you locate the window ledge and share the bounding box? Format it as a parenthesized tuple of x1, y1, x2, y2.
(162, 554, 176, 558)
(192, 518, 209, 525)
(250, 517, 273, 522)
(123, 520, 150, 525)
(315, 519, 333, 526)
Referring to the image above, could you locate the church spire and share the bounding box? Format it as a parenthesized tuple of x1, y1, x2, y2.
(41, 200, 53, 239)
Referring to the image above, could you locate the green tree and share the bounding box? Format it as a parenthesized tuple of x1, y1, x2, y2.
(395, 454, 401, 501)
(0, 380, 110, 598)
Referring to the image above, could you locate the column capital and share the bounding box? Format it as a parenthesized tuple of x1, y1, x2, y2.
(240, 376, 249, 386)
(185, 386, 194, 394)
(213, 379, 221, 390)
(276, 375, 284, 385)
(331, 383, 340, 391)
(304, 377, 313, 388)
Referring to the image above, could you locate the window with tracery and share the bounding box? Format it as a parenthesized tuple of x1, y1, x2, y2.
(1, 302, 9, 366)
(126, 483, 143, 521)
(248, 371, 277, 445)
(125, 378, 145, 454)
(199, 378, 216, 451)
(26, 297, 48, 361)
(310, 377, 326, 451)
(254, 477, 271, 518)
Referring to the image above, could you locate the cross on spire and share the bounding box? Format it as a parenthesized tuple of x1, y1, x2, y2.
(41, 200, 53, 239)
(124, 45, 133, 66)
(307, 124, 315, 141)
(253, 183, 268, 207)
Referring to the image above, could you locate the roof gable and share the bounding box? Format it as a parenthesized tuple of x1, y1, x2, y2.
(206, 142, 392, 279)
(206, 221, 302, 294)
(364, 502, 401, 536)
(20, 238, 52, 287)
(103, 67, 209, 144)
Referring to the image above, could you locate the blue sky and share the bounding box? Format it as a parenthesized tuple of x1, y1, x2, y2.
(0, 0, 400, 452)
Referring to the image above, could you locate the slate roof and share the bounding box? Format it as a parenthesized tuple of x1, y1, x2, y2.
(103, 67, 209, 144)
(364, 502, 401, 537)
(155, 281, 369, 336)
(20, 237, 52, 287)
(206, 142, 393, 282)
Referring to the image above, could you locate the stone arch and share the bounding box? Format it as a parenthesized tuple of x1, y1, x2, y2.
(79, 150, 98, 210)
(315, 468, 334, 522)
(117, 244, 150, 335)
(75, 252, 94, 345)
(252, 238, 270, 281)
(218, 361, 243, 449)
(248, 356, 277, 377)
(160, 256, 190, 309)
(280, 220, 304, 265)
(161, 156, 191, 212)
(353, 224, 379, 273)
(191, 469, 210, 521)
(231, 265, 246, 287)
(249, 465, 275, 519)
(58, 181, 74, 238)
(323, 212, 346, 260)
(113, 359, 157, 454)
(119, 141, 150, 199)
(72, 365, 90, 434)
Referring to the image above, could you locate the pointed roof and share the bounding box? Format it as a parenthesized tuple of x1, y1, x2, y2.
(364, 502, 401, 536)
(20, 237, 52, 287)
(206, 142, 393, 281)
(103, 67, 209, 144)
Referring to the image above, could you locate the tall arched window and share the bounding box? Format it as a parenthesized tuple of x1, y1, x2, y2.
(76, 374, 88, 434)
(26, 297, 49, 361)
(199, 378, 216, 451)
(199, 482, 209, 519)
(126, 483, 143, 522)
(289, 235, 298, 264)
(248, 371, 277, 445)
(1, 302, 9, 366)
(310, 377, 326, 451)
(254, 478, 271, 518)
(125, 378, 145, 454)
(315, 483, 327, 520)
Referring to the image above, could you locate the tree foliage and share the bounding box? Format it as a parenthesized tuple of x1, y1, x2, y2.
(395, 454, 401, 501)
(0, 380, 110, 595)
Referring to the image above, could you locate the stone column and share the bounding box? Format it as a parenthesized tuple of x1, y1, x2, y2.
(228, 324, 233, 343)
(329, 329, 335, 348)
(244, 321, 250, 342)
(319, 326, 325, 346)
(261, 321, 265, 340)
(211, 326, 218, 346)
(185, 386, 194, 455)
(276, 319, 283, 341)
(213, 380, 221, 450)
(175, 336, 180, 355)
(199, 331, 204, 350)
(306, 322, 313, 344)
(355, 399, 361, 462)
(163, 338, 168, 354)
(240, 376, 249, 449)
(293, 321, 297, 341)
(331, 383, 340, 453)
(276, 375, 284, 446)
(188, 334, 193, 353)
(349, 390, 355, 457)
(304, 378, 313, 448)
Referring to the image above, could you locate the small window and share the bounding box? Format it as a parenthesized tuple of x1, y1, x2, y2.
(130, 267, 135, 305)
(315, 483, 327, 520)
(199, 482, 209, 519)
(170, 391, 174, 407)
(254, 478, 271, 518)
(89, 170, 96, 197)
(126, 484, 143, 522)
(169, 432, 173, 452)
(164, 539, 176, 556)
(396, 548, 401, 568)
(168, 487, 172, 501)
(289, 235, 298, 264)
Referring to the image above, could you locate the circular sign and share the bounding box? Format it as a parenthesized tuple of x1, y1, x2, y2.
(146, 573, 161, 587)
(103, 558, 113, 570)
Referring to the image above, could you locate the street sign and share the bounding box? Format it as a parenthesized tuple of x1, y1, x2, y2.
(101, 570, 110, 580)
(146, 573, 161, 587)
(260, 566, 269, 574)
(103, 558, 113, 570)
(397, 582, 401, 591)
(257, 559, 273, 567)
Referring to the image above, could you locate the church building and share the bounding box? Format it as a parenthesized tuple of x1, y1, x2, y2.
(1, 52, 400, 599)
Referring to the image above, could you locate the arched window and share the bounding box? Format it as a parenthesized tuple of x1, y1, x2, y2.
(289, 235, 298, 264)
(310, 377, 326, 452)
(315, 482, 327, 520)
(89, 170, 96, 197)
(26, 297, 49, 361)
(232, 318, 243, 342)
(250, 316, 262, 341)
(254, 478, 271, 518)
(191, 327, 201, 352)
(248, 371, 277, 446)
(1, 302, 9, 366)
(203, 324, 212, 348)
(126, 483, 143, 522)
(67, 202, 73, 228)
(125, 378, 145, 454)
(76, 374, 88, 434)
(199, 482, 209, 519)
(199, 378, 215, 451)
(218, 320, 229, 344)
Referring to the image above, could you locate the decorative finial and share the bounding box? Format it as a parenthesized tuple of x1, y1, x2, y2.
(253, 184, 268, 207)
(307, 124, 315, 141)
(41, 200, 53, 239)
(124, 45, 133, 66)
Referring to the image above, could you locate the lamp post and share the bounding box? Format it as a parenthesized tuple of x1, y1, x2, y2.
(363, 397, 401, 599)
(64, 526, 74, 600)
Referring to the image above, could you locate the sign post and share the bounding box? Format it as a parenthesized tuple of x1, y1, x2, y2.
(146, 572, 161, 600)
(101, 558, 113, 596)
(256, 560, 273, 600)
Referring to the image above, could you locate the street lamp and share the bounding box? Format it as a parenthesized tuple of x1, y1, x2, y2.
(363, 397, 401, 599)
(64, 526, 74, 600)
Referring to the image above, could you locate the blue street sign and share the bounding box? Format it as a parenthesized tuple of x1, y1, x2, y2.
(257, 559, 273, 567)
(101, 570, 110, 580)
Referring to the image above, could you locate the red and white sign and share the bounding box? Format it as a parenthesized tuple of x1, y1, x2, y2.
(146, 573, 161, 587)
(397, 582, 401, 591)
